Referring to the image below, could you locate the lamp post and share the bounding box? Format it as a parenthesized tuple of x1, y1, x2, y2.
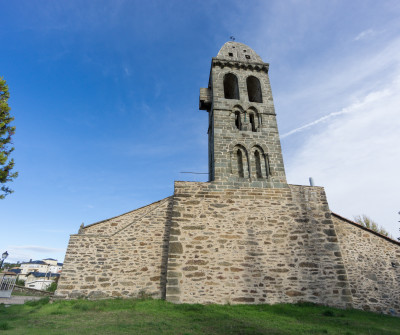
(0, 251, 8, 270)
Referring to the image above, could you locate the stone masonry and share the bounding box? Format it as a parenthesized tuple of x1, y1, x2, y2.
(56, 42, 400, 315)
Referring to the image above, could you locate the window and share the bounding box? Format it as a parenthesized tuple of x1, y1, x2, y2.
(249, 113, 256, 132)
(245, 55, 250, 59)
(237, 150, 244, 178)
(254, 150, 262, 179)
(223, 73, 240, 99)
(235, 111, 242, 130)
(246, 76, 262, 103)
(229, 52, 233, 57)
(266, 153, 271, 177)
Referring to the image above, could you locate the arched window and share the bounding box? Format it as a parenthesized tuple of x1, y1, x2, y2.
(249, 113, 256, 132)
(254, 150, 262, 178)
(250, 145, 269, 179)
(246, 76, 262, 103)
(234, 111, 242, 130)
(224, 73, 239, 99)
(265, 153, 271, 177)
(237, 150, 244, 178)
(231, 144, 249, 178)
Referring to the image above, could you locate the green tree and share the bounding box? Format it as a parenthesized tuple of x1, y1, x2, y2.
(0, 77, 18, 199)
(353, 214, 391, 237)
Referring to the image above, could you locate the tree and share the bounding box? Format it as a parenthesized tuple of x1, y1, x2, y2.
(0, 77, 18, 199)
(353, 214, 391, 237)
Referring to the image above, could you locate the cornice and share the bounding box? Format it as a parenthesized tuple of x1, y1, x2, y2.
(212, 57, 269, 73)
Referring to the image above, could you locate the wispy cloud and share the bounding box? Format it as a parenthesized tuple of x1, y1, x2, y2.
(286, 75, 400, 237)
(281, 88, 391, 138)
(354, 29, 376, 41)
(10, 245, 64, 253)
(5, 245, 66, 263)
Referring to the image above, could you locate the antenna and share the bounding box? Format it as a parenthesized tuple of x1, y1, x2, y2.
(230, 36, 235, 41)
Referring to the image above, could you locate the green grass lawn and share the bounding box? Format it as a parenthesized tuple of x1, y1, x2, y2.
(0, 298, 399, 334)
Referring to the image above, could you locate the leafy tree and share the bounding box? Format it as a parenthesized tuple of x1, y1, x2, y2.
(0, 77, 18, 199)
(353, 214, 391, 237)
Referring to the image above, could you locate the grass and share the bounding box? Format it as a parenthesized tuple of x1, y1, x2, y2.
(0, 298, 399, 334)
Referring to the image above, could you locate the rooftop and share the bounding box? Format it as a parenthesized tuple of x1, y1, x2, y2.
(216, 41, 263, 63)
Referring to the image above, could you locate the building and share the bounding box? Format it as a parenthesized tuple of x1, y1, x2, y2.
(25, 272, 60, 290)
(18, 259, 63, 282)
(56, 42, 400, 315)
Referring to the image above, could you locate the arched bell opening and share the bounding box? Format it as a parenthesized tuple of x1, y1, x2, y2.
(246, 76, 262, 103)
(224, 73, 240, 100)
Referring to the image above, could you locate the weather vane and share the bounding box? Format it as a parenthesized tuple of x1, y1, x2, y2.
(230, 36, 235, 41)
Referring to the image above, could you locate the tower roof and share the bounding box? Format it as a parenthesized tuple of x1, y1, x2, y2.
(216, 42, 263, 63)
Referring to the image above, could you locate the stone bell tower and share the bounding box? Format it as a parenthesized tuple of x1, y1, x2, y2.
(200, 42, 287, 188)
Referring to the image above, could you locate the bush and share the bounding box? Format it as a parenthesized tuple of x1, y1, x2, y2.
(0, 321, 11, 330)
(46, 282, 58, 292)
(15, 279, 25, 286)
(322, 310, 335, 317)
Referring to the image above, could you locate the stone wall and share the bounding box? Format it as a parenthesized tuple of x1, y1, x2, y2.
(56, 197, 173, 299)
(333, 214, 400, 314)
(208, 59, 287, 188)
(165, 182, 353, 308)
(13, 285, 53, 297)
(56, 182, 400, 315)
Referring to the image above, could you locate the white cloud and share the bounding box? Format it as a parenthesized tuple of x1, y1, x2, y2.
(354, 29, 376, 41)
(281, 88, 391, 139)
(4, 245, 66, 263)
(9, 245, 64, 253)
(285, 75, 400, 237)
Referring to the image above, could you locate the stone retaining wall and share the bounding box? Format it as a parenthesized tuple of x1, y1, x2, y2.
(56, 182, 400, 315)
(333, 214, 400, 314)
(56, 197, 173, 299)
(13, 285, 53, 297)
(165, 182, 353, 308)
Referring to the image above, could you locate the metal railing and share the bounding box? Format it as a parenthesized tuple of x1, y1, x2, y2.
(0, 275, 17, 298)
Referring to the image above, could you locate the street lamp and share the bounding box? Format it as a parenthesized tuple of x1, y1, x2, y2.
(0, 251, 8, 269)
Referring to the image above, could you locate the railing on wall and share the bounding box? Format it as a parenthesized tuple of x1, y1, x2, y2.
(0, 274, 17, 298)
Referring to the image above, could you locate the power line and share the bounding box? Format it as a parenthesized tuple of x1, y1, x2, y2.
(180, 172, 208, 174)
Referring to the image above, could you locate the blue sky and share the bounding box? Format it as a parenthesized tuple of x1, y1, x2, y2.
(1, 0, 400, 263)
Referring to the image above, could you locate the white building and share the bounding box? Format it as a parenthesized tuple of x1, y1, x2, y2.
(18, 258, 63, 283)
(25, 272, 60, 290)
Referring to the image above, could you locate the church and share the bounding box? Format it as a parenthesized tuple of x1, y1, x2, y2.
(56, 42, 400, 315)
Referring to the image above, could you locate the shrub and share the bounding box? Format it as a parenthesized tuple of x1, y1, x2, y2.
(0, 321, 11, 330)
(46, 282, 58, 292)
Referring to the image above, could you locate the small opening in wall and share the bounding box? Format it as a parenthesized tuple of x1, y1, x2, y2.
(391, 262, 398, 268)
(237, 150, 244, 178)
(243, 50, 247, 52)
(235, 111, 242, 130)
(245, 55, 251, 59)
(255, 150, 262, 179)
(249, 113, 256, 132)
(229, 52, 233, 57)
